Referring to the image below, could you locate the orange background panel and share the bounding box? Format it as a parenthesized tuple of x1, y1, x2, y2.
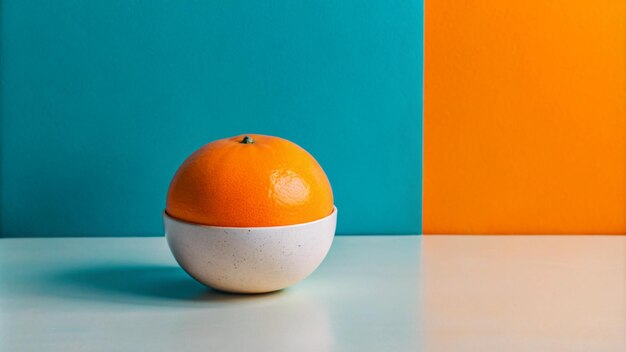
(424, 1, 626, 234)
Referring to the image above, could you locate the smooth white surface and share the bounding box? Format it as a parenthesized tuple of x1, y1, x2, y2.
(0, 235, 419, 352)
(422, 236, 626, 352)
(1, 235, 625, 351)
(164, 208, 336, 293)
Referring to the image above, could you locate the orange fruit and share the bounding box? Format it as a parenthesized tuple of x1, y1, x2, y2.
(166, 134, 334, 227)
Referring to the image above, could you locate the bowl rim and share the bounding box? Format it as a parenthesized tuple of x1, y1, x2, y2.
(163, 206, 337, 230)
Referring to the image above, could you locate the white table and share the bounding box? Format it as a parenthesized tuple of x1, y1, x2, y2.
(1, 236, 624, 351)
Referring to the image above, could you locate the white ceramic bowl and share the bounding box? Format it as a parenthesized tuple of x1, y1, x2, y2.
(164, 207, 337, 294)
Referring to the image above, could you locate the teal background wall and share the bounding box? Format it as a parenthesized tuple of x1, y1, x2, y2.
(0, 0, 423, 237)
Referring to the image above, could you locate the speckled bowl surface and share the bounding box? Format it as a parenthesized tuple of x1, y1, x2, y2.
(164, 207, 337, 294)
